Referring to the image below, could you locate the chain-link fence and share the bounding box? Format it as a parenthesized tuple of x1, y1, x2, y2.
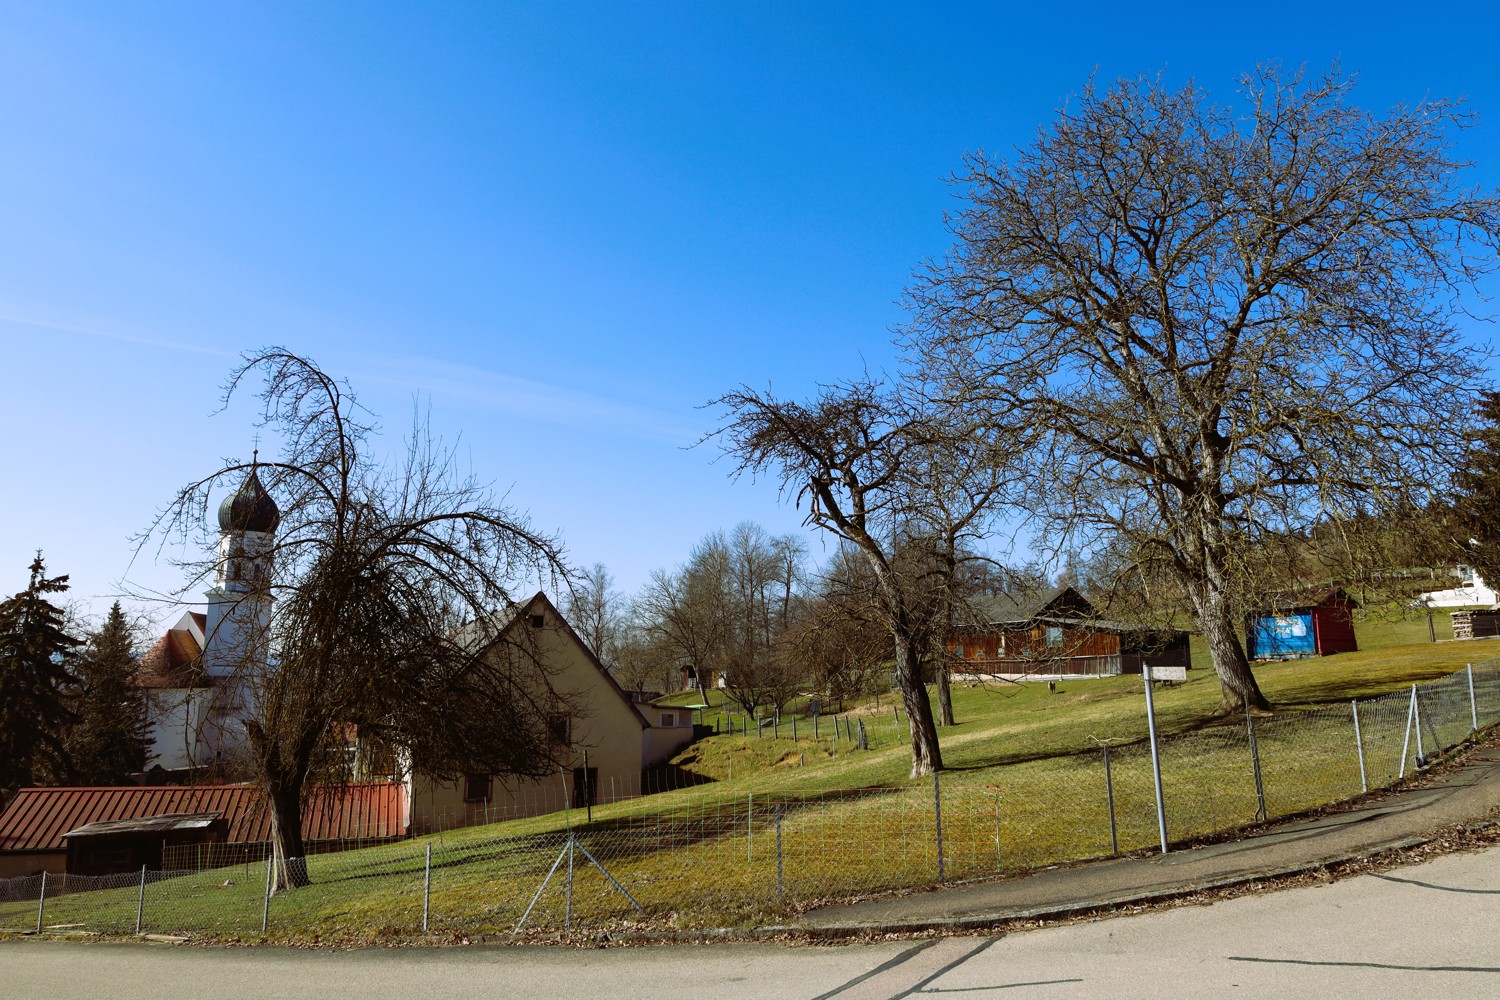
(3, 658, 1497, 939)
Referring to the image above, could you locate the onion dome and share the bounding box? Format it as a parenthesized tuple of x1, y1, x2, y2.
(217, 465, 280, 533)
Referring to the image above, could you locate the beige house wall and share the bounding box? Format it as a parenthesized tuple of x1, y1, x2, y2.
(408, 595, 650, 832)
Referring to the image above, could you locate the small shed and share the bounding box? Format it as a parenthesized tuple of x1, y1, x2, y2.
(62, 812, 228, 876)
(1451, 608, 1500, 640)
(1247, 589, 1360, 660)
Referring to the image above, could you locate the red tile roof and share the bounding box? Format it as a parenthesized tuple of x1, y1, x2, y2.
(0, 783, 407, 852)
(138, 627, 209, 689)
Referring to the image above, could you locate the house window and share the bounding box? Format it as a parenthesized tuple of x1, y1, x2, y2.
(660, 712, 675, 727)
(463, 773, 492, 802)
(954, 644, 965, 660)
(528, 613, 545, 629)
(547, 713, 571, 745)
(1045, 627, 1063, 648)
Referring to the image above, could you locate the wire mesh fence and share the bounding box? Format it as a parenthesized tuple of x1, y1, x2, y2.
(3, 657, 1497, 939)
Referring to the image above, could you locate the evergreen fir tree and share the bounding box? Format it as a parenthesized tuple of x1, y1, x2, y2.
(69, 601, 151, 783)
(1456, 391, 1500, 586)
(0, 554, 80, 805)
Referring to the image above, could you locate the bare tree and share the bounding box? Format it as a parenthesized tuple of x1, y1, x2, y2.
(564, 562, 625, 671)
(712, 380, 1006, 776)
(148, 350, 566, 890)
(910, 65, 1500, 713)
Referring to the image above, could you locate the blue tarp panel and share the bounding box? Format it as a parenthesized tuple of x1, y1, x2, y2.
(1251, 613, 1317, 658)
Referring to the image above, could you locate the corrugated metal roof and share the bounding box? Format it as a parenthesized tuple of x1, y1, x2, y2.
(0, 783, 407, 852)
(64, 812, 223, 838)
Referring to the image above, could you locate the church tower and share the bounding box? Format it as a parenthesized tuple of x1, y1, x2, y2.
(199, 460, 280, 766)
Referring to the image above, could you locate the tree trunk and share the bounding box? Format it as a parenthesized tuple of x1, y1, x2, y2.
(1185, 575, 1272, 715)
(893, 634, 943, 777)
(267, 778, 311, 892)
(936, 659, 955, 727)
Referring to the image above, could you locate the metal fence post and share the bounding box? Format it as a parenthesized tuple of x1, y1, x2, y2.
(775, 804, 784, 900)
(1246, 707, 1268, 823)
(1468, 664, 1479, 734)
(994, 790, 1003, 868)
(260, 854, 273, 933)
(1142, 665, 1169, 853)
(746, 793, 753, 862)
(1399, 686, 1416, 778)
(1413, 684, 1427, 767)
(1352, 699, 1368, 793)
(422, 844, 432, 932)
(35, 870, 46, 934)
(1103, 744, 1119, 856)
(933, 770, 945, 884)
(135, 865, 147, 934)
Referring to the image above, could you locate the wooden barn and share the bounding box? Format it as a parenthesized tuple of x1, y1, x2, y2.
(1246, 589, 1359, 660)
(946, 586, 1192, 679)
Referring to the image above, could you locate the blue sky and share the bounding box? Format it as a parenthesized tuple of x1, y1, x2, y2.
(3, 1, 1498, 625)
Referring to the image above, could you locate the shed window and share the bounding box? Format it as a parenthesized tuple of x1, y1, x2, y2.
(1045, 626, 1063, 648)
(528, 613, 545, 629)
(660, 712, 675, 727)
(547, 713, 571, 745)
(954, 644, 965, 660)
(463, 773, 491, 802)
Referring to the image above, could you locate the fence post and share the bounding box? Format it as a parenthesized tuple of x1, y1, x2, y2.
(775, 804, 784, 900)
(1103, 744, 1119, 856)
(422, 844, 432, 932)
(1352, 700, 1368, 793)
(135, 865, 147, 935)
(994, 790, 1003, 869)
(1399, 686, 1416, 778)
(1468, 664, 1479, 734)
(1412, 684, 1428, 767)
(35, 870, 46, 934)
(747, 793, 754, 862)
(792, 716, 797, 741)
(933, 770, 945, 883)
(1142, 665, 1169, 853)
(261, 855, 273, 934)
(1246, 707, 1268, 823)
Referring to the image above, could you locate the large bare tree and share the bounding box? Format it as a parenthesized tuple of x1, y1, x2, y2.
(712, 380, 1006, 776)
(910, 65, 1500, 713)
(151, 350, 567, 890)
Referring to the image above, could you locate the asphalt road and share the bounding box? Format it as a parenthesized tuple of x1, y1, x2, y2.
(4, 845, 1498, 1000)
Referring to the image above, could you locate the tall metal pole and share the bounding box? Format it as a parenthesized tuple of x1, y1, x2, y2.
(1412, 684, 1427, 767)
(1142, 665, 1169, 853)
(422, 844, 432, 932)
(775, 804, 784, 900)
(1103, 744, 1119, 856)
(1399, 686, 1416, 778)
(261, 854, 273, 933)
(1352, 700, 1368, 793)
(135, 865, 147, 935)
(933, 770, 945, 884)
(1468, 664, 1479, 734)
(1246, 707, 1267, 823)
(35, 870, 46, 934)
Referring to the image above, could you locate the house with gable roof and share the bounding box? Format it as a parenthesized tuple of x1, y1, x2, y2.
(400, 590, 694, 833)
(946, 585, 1192, 679)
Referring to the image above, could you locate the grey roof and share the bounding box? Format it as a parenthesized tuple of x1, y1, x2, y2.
(961, 586, 1091, 626)
(62, 812, 223, 839)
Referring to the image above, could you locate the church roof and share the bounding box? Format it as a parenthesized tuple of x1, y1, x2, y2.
(138, 625, 209, 689)
(217, 465, 280, 533)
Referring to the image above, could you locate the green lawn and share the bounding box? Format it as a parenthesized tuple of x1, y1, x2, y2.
(4, 616, 1497, 943)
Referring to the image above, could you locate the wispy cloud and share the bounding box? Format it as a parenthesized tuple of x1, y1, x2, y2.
(0, 313, 240, 359)
(354, 355, 702, 446)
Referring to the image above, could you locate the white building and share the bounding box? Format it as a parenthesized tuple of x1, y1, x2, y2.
(1417, 565, 1498, 608)
(139, 465, 278, 774)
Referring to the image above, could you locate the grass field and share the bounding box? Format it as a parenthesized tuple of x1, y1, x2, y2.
(4, 608, 1497, 943)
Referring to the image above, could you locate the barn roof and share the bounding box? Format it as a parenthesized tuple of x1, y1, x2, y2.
(0, 783, 406, 853)
(962, 586, 1096, 626)
(1253, 588, 1361, 614)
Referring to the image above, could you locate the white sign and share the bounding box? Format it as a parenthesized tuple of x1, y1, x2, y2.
(1144, 665, 1188, 682)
